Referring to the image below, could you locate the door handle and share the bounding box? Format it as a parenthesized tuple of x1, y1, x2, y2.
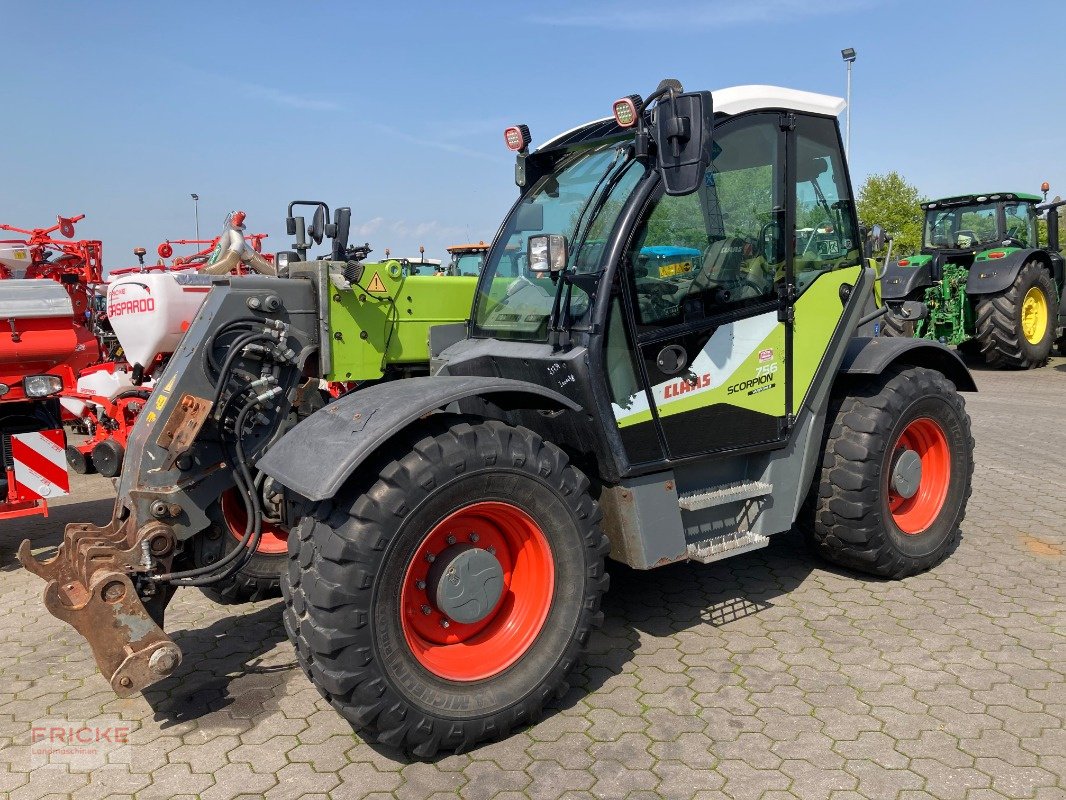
(656, 344, 687, 375)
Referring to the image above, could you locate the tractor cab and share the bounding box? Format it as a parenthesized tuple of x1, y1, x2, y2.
(445, 242, 490, 275)
(445, 83, 866, 476)
(921, 193, 1042, 261)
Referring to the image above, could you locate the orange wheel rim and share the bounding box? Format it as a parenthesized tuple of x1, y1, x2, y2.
(221, 487, 289, 554)
(400, 501, 555, 681)
(888, 417, 951, 535)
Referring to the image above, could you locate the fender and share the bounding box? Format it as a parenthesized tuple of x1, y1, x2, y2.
(965, 248, 1051, 296)
(257, 375, 582, 501)
(839, 336, 976, 392)
(881, 258, 933, 301)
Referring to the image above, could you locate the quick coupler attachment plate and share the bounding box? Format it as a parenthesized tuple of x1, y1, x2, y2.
(18, 520, 182, 697)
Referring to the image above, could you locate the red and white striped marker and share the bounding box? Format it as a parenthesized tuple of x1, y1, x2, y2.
(11, 430, 70, 500)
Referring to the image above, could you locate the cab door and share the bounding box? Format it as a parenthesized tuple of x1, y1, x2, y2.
(608, 111, 862, 464)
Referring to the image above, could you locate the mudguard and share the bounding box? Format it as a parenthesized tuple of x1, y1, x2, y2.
(881, 258, 933, 301)
(964, 248, 1049, 296)
(839, 336, 976, 392)
(256, 375, 582, 501)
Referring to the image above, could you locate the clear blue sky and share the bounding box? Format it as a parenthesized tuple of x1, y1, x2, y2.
(3, 1, 1064, 270)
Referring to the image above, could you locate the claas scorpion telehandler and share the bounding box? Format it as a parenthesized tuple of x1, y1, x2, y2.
(21, 80, 975, 757)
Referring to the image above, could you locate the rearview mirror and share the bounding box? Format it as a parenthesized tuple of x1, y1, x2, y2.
(655, 90, 713, 196)
(309, 205, 327, 245)
(528, 234, 568, 274)
(332, 207, 351, 261)
(870, 224, 886, 252)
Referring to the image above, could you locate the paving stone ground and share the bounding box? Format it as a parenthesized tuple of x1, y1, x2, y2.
(1, 358, 1063, 799)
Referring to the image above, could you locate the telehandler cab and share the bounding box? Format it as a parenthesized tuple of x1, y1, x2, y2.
(21, 80, 975, 757)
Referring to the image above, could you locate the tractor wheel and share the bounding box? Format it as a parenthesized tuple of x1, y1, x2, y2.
(879, 307, 916, 338)
(283, 420, 609, 757)
(198, 488, 289, 603)
(800, 366, 973, 578)
(975, 260, 1055, 368)
(66, 446, 95, 475)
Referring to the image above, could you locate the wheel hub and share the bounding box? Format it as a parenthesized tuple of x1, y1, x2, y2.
(891, 448, 923, 499)
(1021, 286, 1048, 345)
(428, 544, 504, 625)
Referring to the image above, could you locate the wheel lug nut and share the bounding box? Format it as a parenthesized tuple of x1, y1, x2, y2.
(469, 532, 479, 543)
(446, 535, 456, 545)
(424, 552, 435, 563)
(421, 605, 431, 615)
(488, 546, 496, 555)
(440, 618, 450, 629)
(416, 580, 426, 590)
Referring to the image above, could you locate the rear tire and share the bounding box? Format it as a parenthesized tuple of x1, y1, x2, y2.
(197, 489, 288, 604)
(975, 260, 1055, 369)
(282, 420, 609, 757)
(800, 366, 973, 578)
(880, 307, 916, 338)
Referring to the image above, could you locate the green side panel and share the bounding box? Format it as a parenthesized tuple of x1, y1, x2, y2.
(868, 257, 883, 306)
(899, 254, 933, 267)
(655, 324, 786, 421)
(793, 266, 862, 409)
(327, 260, 476, 382)
(615, 265, 861, 428)
(974, 246, 1021, 263)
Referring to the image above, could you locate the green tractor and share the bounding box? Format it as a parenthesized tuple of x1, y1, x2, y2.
(22, 80, 976, 756)
(880, 191, 1066, 368)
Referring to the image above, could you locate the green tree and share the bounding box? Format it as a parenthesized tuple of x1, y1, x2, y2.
(856, 172, 925, 256)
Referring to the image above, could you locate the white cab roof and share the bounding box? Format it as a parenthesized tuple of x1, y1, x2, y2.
(539, 85, 845, 150)
(714, 85, 846, 117)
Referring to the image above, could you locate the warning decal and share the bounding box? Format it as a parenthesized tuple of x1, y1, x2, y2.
(11, 430, 70, 500)
(366, 273, 388, 293)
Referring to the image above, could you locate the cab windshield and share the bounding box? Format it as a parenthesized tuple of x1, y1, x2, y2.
(473, 138, 644, 341)
(924, 203, 1000, 250)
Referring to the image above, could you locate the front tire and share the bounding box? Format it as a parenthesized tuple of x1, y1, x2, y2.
(975, 260, 1055, 369)
(800, 366, 974, 578)
(283, 420, 609, 756)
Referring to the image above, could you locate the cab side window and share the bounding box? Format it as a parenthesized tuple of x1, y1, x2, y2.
(627, 114, 783, 329)
(792, 116, 860, 293)
(1004, 203, 1035, 247)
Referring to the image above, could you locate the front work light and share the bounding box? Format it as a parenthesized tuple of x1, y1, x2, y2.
(24, 374, 63, 397)
(613, 95, 643, 128)
(504, 125, 531, 152)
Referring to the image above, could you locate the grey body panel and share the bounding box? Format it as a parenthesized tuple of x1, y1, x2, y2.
(840, 337, 976, 392)
(881, 260, 933, 301)
(257, 376, 581, 501)
(963, 248, 1046, 296)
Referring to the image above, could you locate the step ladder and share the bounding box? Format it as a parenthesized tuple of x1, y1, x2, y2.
(677, 480, 772, 511)
(686, 530, 770, 564)
(678, 480, 773, 564)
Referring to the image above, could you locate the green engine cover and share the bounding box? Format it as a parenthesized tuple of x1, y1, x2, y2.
(326, 260, 477, 382)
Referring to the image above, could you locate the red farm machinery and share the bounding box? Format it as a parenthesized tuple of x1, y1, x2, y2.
(0, 214, 102, 518)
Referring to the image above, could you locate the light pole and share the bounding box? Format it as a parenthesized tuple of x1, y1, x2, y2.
(191, 193, 200, 242)
(841, 48, 856, 162)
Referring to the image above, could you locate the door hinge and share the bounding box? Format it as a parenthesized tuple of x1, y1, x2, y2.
(777, 283, 796, 323)
(779, 112, 796, 131)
